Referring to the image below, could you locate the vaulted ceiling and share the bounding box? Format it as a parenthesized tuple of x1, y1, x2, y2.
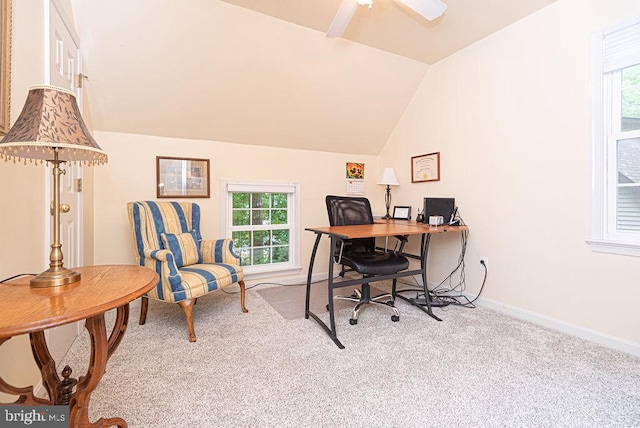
(71, 0, 556, 155)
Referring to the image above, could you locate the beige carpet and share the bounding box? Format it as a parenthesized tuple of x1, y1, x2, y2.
(60, 286, 640, 427)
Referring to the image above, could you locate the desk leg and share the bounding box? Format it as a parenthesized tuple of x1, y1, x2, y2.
(326, 236, 344, 349)
(69, 308, 129, 428)
(394, 233, 442, 321)
(305, 233, 322, 318)
(304, 234, 345, 349)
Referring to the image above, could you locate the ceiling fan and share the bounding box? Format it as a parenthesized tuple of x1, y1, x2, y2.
(326, 0, 447, 38)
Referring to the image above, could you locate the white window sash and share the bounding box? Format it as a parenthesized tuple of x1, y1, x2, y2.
(221, 179, 301, 275)
(588, 16, 640, 256)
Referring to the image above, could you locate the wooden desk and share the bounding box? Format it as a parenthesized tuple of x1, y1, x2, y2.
(305, 220, 468, 348)
(0, 265, 158, 428)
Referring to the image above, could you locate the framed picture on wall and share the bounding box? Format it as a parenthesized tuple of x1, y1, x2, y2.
(411, 152, 440, 183)
(0, 0, 11, 135)
(157, 156, 210, 198)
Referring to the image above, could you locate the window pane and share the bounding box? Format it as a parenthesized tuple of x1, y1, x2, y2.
(272, 209, 287, 224)
(252, 248, 271, 265)
(622, 64, 640, 132)
(232, 231, 250, 248)
(251, 193, 270, 208)
(617, 138, 640, 184)
(232, 210, 250, 226)
(617, 186, 640, 231)
(236, 248, 251, 266)
(252, 230, 271, 246)
(272, 229, 289, 245)
(272, 193, 287, 208)
(617, 137, 640, 231)
(252, 209, 271, 225)
(232, 193, 250, 209)
(273, 246, 289, 263)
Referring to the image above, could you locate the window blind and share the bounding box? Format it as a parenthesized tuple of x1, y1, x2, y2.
(226, 181, 297, 194)
(603, 19, 640, 73)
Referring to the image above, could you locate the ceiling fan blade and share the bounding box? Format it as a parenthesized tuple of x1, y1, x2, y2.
(396, 0, 447, 21)
(326, 0, 359, 38)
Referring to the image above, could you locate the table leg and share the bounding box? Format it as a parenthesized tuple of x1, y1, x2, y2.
(107, 305, 130, 359)
(29, 330, 62, 403)
(69, 309, 129, 428)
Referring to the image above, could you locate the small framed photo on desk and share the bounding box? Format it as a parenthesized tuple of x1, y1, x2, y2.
(392, 206, 411, 220)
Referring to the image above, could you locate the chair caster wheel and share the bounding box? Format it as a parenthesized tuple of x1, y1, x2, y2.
(391, 315, 399, 322)
(349, 318, 358, 325)
(385, 300, 395, 307)
(326, 304, 330, 311)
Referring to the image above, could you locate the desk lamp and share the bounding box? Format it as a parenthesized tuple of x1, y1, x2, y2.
(0, 85, 107, 287)
(378, 167, 399, 219)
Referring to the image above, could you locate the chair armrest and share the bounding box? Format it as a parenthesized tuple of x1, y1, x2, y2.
(201, 238, 242, 265)
(141, 248, 182, 283)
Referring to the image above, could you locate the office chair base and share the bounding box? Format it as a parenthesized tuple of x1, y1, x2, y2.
(350, 297, 400, 324)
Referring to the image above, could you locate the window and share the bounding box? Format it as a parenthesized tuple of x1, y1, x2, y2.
(589, 17, 640, 256)
(221, 180, 300, 275)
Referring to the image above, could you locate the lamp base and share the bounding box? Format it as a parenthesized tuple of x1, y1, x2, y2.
(30, 267, 81, 288)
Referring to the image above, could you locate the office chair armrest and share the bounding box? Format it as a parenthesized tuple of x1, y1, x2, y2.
(201, 238, 242, 265)
(334, 238, 346, 264)
(393, 235, 409, 254)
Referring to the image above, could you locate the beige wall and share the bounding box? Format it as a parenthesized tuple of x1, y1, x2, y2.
(380, 0, 640, 347)
(0, 0, 93, 401)
(92, 131, 382, 284)
(0, 0, 49, 402)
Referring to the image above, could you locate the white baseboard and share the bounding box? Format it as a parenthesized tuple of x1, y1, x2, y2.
(469, 294, 640, 357)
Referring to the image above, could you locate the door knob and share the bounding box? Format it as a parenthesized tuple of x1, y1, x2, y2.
(50, 202, 71, 215)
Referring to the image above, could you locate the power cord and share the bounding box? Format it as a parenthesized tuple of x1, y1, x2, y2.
(220, 274, 344, 294)
(0, 273, 36, 283)
(393, 210, 487, 309)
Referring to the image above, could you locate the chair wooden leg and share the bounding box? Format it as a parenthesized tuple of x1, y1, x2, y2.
(139, 296, 149, 325)
(177, 299, 197, 342)
(239, 280, 248, 313)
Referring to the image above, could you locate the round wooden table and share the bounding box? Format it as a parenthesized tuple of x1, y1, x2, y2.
(0, 265, 158, 428)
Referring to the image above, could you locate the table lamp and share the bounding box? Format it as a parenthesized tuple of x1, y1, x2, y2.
(0, 85, 108, 288)
(378, 167, 399, 219)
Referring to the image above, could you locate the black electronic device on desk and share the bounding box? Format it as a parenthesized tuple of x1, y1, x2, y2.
(423, 197, 459, 226)
(409, 197, 461, 307)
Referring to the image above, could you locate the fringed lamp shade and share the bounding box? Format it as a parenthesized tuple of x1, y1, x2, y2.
(0, 85, 107, 287)
(0, 85, 107, 165)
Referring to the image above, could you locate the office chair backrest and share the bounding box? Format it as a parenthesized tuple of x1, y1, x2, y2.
(325, 195, 375, 254)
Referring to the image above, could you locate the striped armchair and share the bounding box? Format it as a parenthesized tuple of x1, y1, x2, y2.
(127, 201, 248, 342)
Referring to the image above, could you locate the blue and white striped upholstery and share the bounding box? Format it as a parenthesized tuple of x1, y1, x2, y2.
(127, 201, 244, 304)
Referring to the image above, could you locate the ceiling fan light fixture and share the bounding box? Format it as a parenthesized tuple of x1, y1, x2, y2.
(357, 0, 373, 8)
(397, 0, 447, 21)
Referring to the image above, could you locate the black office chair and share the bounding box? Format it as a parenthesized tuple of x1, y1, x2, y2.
(325, 195, 409, 324)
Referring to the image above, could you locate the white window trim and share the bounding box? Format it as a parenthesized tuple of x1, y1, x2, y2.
(220, 179, 302, 276)
(588, 17, 640, 257)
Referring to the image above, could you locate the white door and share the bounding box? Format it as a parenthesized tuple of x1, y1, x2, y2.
(44, 0, 84, 365)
